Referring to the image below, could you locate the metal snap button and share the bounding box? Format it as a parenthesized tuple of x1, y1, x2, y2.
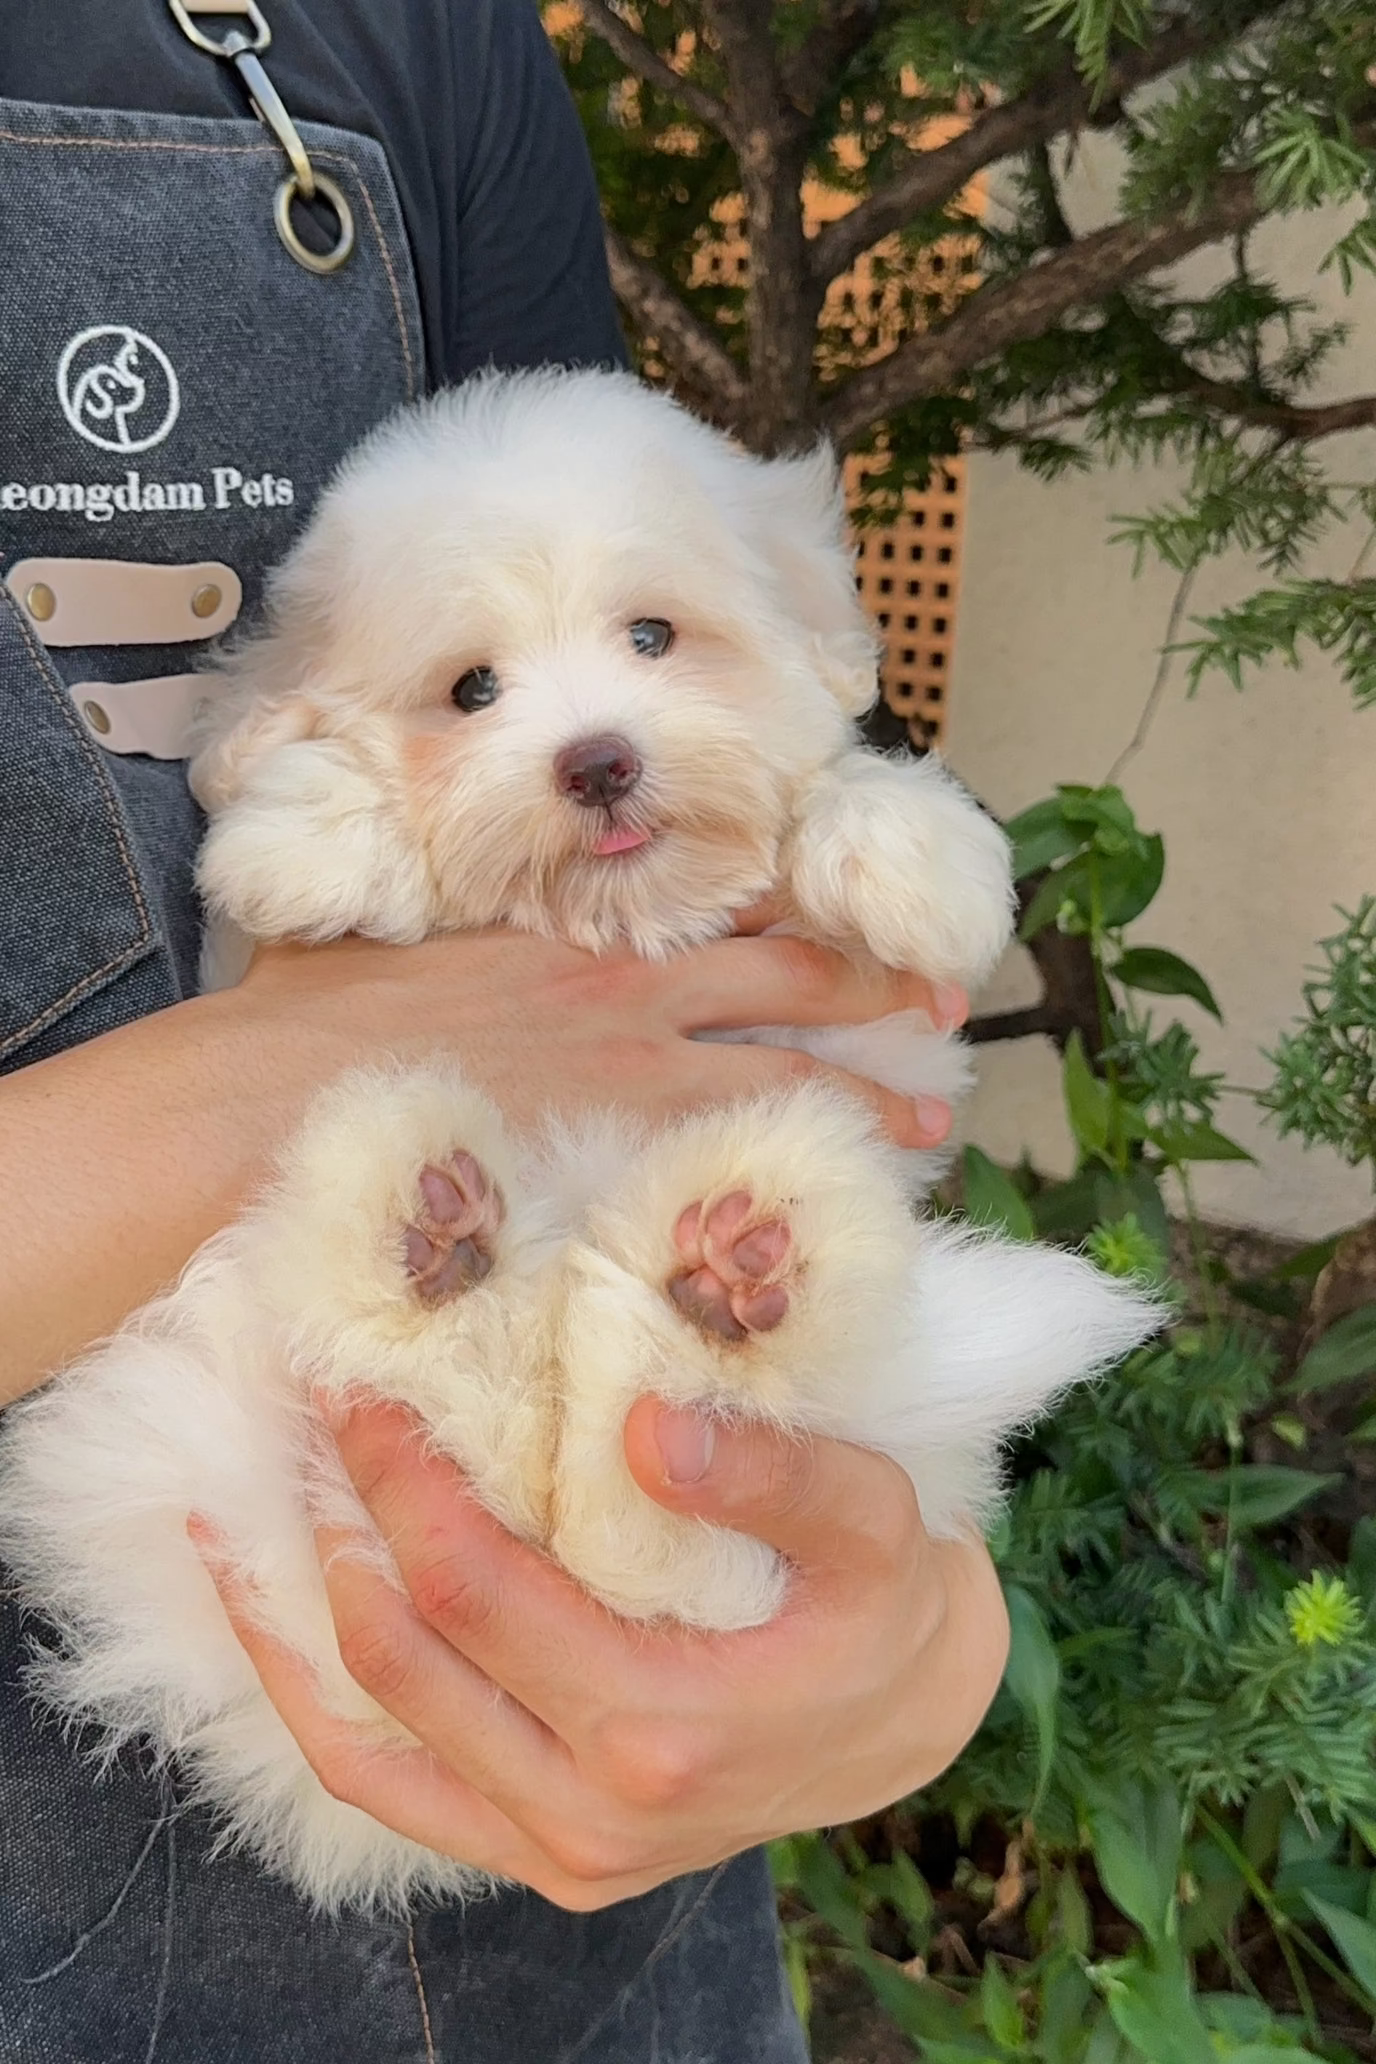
(25, 583, 56, 622)
(82, 699, 112, 735)
(191, 583, 223, 619)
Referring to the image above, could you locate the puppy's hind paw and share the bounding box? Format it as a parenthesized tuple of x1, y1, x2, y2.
(667, 1192, 795, 1342)
(403, 1152, 504, 1307)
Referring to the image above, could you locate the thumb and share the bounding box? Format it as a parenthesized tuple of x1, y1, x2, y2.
(622, 1395, 924, 1576)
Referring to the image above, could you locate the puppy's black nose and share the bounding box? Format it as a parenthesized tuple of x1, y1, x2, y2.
(554, 735, 642, 808)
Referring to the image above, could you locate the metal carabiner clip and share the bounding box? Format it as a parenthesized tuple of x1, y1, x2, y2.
(167, 0, 355, 274)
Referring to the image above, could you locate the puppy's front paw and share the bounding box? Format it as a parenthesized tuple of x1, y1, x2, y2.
(668, 1191, 794, 1340)
(403, 1152, 504, 1306)
(790, 752, 1014, 987)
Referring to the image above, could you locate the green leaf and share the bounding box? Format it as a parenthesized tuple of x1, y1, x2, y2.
(1083, 2006, 1135, 2064)
(1040, 1955, 1095, 2062)
(980, 1955, 1025, 2049)
(885, 1850, 935, 1941)
(1056, 783, 1137, 832)
(852, 1951, 976, 2044)
(1097, 833, 1166, 926)
(1033, 1163, 1172, 1251)
(1102, 1950, 1215, 2064)
(1019, 857, 1091, 942)
(1003, 1584, 1060, 1806)
(1113, 947, 1222, 1021)
(1220, 2050, 1328, 2062)
(1082, 1779, 1182, 1948)
(1173, 1465, 1340, 1527)
(1293, 1304, 1376, 1394)
(781, 1930, 811, 2029)
(792, 1834, 868, 1950)
(1305, 1893, 1376, 2003)
(1005, 796, 1089, 879)
(1149, 1121, 1255, 1164)
(1270, 1234, 1342, 1283)
(962, 1146, 1036, 1241)
(1064, 1030, 1113, 1160)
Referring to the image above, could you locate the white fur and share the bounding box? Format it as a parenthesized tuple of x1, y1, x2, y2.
(0, 370, 1158, 1911)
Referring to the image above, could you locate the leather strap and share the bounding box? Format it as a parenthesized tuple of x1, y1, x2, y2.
(6, 557, 242, 646)
(69, 674, 212, 760)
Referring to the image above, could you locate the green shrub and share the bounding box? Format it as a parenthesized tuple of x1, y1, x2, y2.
(777, 789, 1376, 2062)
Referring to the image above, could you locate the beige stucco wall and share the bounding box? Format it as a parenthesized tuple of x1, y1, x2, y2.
(947, 168, 1376, 1238)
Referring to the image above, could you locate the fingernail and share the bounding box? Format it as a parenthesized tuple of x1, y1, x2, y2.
(186, 1513, 227, 1560)
(914, 1095, 952, 1145)
(655, 1407, 717, 1485)
(932, 983, 968, 1030)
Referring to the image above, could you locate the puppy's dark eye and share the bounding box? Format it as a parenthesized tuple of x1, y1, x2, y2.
(452, 665, 501, 712)
(628, 617, 674, 658)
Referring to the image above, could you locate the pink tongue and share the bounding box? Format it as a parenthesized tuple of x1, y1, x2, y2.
(594, 825, 650, 855)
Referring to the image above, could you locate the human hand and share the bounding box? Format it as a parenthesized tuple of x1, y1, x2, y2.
(195, 1394, 1010, 1912)
(0, 922, 957, 1408)
(239, 927, 963, 1148)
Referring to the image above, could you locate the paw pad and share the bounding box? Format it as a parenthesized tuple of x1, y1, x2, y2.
(667, 1190, 793, 1343)
(402, 1152, 503, 1307)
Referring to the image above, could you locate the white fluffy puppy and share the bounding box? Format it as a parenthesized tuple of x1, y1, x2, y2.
(0, 370, 1156, 1911)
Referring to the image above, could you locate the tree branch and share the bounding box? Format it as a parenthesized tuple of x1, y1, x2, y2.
(823, 167, 1263, 449)
(1170, 378, 1376, 444)
(967, 1004, 1065, 1044)
(698, 0, 821, 445)
(995, 380, 1376, 450)
(698, 0, 789, 126)
(807, 8, 1279, 287)
(780, 0, 882, 117)
(602, 226, 750, 421)
(575, 0, 734, 137)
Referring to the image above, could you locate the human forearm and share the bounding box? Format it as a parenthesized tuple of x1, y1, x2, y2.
(0, 983, 351, 1404)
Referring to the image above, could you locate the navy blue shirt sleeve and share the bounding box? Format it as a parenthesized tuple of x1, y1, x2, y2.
(440, 0, 629, 380)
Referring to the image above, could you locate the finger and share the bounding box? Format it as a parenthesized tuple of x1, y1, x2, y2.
(698, 1042, 951, 1152)
(192, 1521, 696, 1909)
(319, 1398, 662, 1730)
(315, 1521, 581, 1807)
(670, 935, 967, 1035)
(729, 895, 789, 935)
(622, 1398, 932, 1599)
(188, 1519, 537, 1879)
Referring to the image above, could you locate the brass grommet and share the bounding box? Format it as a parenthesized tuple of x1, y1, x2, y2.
(273, 170, 354, 275)
(82, 699, 112, 735)
(191, 583, 223, 619)
(25, 582, 56, 623)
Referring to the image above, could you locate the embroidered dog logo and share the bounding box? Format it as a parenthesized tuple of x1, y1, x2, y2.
(57, 326, 181, 454)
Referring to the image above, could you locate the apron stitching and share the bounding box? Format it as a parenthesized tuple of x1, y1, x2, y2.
(0, 133, 417, 400)
(313, 150, 417, 399)
(0, 585, 156, 1057)
(558, 1860, 733, 2064)
(0, 129, 283, 156)
(405, 1918, 438, 2064)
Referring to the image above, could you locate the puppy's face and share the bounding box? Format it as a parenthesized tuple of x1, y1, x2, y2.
(193, 372, 879, 958)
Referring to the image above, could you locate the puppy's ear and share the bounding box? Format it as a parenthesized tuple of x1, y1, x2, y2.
(741, 444, 878, 717)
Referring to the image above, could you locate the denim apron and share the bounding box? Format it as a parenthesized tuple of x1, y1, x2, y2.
(0, 88, 804, 2064)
